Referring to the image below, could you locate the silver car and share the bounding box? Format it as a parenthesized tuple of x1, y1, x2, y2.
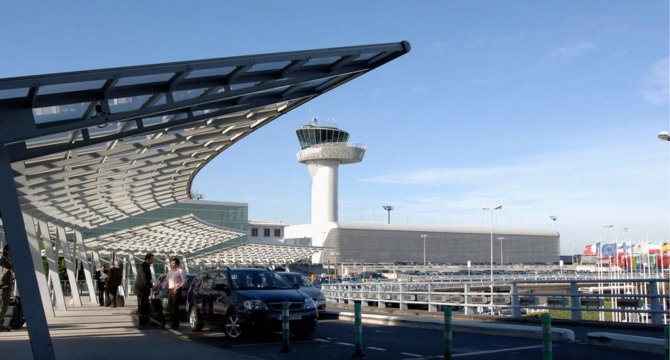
(278, 272, 326, 317)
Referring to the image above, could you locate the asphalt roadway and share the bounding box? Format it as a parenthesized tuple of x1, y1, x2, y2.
(183, 317, 664, 360)
(0, 299, 665, 359)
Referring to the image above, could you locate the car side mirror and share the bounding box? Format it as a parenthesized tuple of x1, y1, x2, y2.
(292, 283, 301, 289)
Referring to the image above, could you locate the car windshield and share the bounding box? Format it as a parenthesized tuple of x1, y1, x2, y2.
(230, 270, 293, 290)
(281, 273, 313, 287)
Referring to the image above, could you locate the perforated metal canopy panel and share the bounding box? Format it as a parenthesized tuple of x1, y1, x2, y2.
(83, 214, 244, 256)
(0, 42, 411, 231)
(190, 243, 322, 266)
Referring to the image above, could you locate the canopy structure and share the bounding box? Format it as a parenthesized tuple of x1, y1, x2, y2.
(83, 214, 245, 256)
(0, 41, 410, 358)
(2, 41, 410, 230)
(190, 243, 322, 267)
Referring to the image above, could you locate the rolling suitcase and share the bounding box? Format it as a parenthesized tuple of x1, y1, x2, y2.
(148, 297, 166, 327)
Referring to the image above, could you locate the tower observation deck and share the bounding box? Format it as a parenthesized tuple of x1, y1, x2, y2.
(296, 121, 366, 224)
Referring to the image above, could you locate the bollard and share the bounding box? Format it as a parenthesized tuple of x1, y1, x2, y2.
(444, 307, 452, 360)
(352, 301, 365, 358)
(664, 326, 668, 360)
(541, 313, 552, 360)
(280, 302, 290, 353)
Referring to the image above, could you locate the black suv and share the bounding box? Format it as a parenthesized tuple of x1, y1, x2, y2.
(186, 268, 318, 339)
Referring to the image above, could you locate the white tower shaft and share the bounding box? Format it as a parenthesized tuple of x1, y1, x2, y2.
(306, 160, 339, 224)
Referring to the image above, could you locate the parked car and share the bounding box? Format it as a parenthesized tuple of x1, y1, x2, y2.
(186, 268, 318, 339)
(156, 274, 196, 319)
(277, 272, 326, 317)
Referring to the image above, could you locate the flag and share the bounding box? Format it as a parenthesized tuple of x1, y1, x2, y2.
(584, 244, 596, 255)
(617, 242, 630, 254)
(662, 243, 670, 253)
(648, 242, 661, 255)
(601, 243, 617, 257)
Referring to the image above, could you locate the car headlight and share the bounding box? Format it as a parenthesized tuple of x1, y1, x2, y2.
(316, 294, 326, 301)
(303, 297, 316, 309)
(243, 300, 268, 311)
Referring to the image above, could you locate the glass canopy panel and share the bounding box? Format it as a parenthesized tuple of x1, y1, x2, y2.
(186, 66, 236, 79)
(32, 103, 89, 124)
(116, 73, 174, 87)
(108, 95, 152, 113)
(230, 82, 257, 91)
(355, 52, 379, 61)
(249, 61, 291, 72)
(305, 56, 341, 66)
(173, 89, 206, 102)
(39, 80, 106, 95)
(0, 87, 28, 100)
(142, 115, 170, 127)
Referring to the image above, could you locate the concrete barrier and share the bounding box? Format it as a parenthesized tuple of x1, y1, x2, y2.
(586, 332, 665, 355)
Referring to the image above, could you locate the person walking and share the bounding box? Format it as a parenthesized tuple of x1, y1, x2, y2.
(155, 258, 185, 329)
(106, 261, 122, 307)
(135, 252, 154, 327)
(94, 265, 108, 306)
(0, 246, 14, 331)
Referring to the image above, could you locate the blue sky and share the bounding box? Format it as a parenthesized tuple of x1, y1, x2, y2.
(1, 1, 668, 254)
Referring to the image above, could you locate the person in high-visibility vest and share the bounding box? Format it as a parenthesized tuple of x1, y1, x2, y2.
(310, 274, 316, 283)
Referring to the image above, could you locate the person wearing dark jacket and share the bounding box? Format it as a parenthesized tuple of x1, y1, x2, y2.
(106, 261, 122, 307)
(134, 252, 154, 327)
(94, 265, 108, 306)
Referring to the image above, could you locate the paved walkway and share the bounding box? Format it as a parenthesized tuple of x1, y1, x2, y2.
(0, 297, 259, 359)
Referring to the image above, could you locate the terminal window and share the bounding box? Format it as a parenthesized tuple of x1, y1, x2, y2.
(263, 228, 270, 237)
(251, 228, 258, 237)
(274, 229, 281, 237)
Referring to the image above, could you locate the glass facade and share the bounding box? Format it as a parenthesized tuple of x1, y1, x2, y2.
(296, 125, 349, 149)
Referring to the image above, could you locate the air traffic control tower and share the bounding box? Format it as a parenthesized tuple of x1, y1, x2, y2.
(296, 120, 366, 225)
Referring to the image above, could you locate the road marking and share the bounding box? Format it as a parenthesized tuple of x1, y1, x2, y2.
(335, 342, 355, 347)
(400, 352, 422, 357)
(452, 345, 542, 357)
(314, 338, 331, 343)
(367, 346, 387, 351)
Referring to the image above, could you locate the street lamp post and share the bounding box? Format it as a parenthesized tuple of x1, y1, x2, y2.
(568, 239, 574, 265)
(482, 204, 502, 314)
(382, 205, 394, 224)
(421, 234, 428, 265)
(602, 224, 614, 273)
(498, 236, 505, 269)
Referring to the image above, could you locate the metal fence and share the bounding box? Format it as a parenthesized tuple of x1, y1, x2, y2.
(321, 276, 669, 325)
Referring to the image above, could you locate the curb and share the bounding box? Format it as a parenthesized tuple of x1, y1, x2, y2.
(586, 332, 665, 355)
(334, 310, 575, 342)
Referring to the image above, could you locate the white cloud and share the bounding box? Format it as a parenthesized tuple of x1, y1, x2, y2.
(358, 139, 669, 247)
(642, 57, 669, 105)
(548, 41, 595, 59)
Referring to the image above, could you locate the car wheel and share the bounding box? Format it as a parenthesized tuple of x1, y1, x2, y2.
(189, 306, 203, 331)
(224, 310, 243, 339)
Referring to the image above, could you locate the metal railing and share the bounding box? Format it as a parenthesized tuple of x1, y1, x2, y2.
(321, 277, 669, 325)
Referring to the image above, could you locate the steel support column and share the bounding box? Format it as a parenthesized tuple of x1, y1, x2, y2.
(57, 226, 82, 306)
(74, 231, 97, 304)
(0, 145, 56, 359)
(23, 214, 55, 318)
(38, 220, 66, 311)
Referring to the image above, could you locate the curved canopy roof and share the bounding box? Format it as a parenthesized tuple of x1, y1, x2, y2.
(0, 42, 410, 231)
(83, 214, 244, 256)
(190, 243, 321, 266)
